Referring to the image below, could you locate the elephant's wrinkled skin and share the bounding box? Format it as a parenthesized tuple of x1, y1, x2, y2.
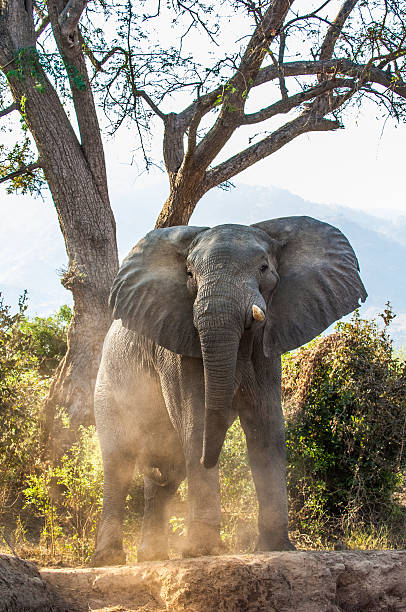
(92, 216, 367, 566)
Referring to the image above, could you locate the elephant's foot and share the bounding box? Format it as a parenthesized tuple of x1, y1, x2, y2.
(90, 547, 126, 567)
(256, 532, 296, 552)
(182, 521, 227, 558)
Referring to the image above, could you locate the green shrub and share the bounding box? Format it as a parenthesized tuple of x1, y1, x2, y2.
(23, 425, 104, 563)
(0, 296, 73, 556)
(283, 306, 406, 547)
(0, 293, 46, 528)
(20, 305, 71, 376)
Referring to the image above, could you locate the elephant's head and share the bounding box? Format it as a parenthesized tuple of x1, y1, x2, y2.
(109, 217, 367, 469)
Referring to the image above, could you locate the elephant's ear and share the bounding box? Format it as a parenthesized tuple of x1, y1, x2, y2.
(109, 225, 209, 357)
(252, 216, 367, 355)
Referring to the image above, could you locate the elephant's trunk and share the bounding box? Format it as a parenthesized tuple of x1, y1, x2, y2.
(195, 287, 245, 469)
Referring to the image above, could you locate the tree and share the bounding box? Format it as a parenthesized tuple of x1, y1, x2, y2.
(1, 0, 405, 427)
(97, 0, 406, 227)
(0, 0, 118, 428)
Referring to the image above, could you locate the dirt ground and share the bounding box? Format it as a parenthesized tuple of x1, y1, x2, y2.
(2, 550, 406, 611)
(40, 550, 406, 612)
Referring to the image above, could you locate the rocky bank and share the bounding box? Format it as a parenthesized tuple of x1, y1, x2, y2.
(2, 551, 406, 611)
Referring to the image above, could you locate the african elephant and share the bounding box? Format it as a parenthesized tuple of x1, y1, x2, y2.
(91, 216, 367, 566)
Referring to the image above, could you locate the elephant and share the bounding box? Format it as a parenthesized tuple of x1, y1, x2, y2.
(91, 216, 367, 566)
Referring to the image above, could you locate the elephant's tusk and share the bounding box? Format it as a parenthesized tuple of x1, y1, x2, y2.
(252, 304, 265, 321)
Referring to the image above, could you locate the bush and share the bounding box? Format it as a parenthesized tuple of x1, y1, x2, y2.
(0, 293, 46, 529)
(23, 425, 104, 564)
(0, 296, 74, 556)
(283, 306, 406, 548)
(20, 305, 71, 376)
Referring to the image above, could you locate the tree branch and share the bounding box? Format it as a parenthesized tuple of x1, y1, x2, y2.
(134, 88, 166, 120)
(82, 41, 125, 75)
(185, 106, 206, 157)
(368, 65, 406, 99)
(203, 113, 340, 192)
(175, 54, 406, 139)
(282, 0, 333, 31)
(58, 0, 88, 39)
(0, 159, 41, 185)
(319, 0, 359, 62)
(48, 0, 109, 206)
(163, 113, 185, 176)
(177, 88, 222, 132)
(277, 29, 288, 99)
(316, 0, 359, 113)
(193, 0, 296, 168)
(254, 59, 406, 99)
(33, 1, 50, 38)
(0, 102, 17, 117)
(241, 78, 354, 124)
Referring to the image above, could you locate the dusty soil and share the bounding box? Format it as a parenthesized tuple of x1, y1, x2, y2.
(37, 550, 406, 612)
(0, 553, 75, 612)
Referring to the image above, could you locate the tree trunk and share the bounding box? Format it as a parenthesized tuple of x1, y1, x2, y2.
(155, 167, 207, 228)
(14, 70, 119, 431)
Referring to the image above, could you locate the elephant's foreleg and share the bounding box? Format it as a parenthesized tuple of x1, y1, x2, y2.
(239, 399, 295, 552)
(138, 473, 183, 562)
(91, 452, 135, 566)
(158, 354, 225, 557)
(182, 459, 226, 556)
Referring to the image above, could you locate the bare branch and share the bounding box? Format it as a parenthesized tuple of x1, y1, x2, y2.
(283, 0, 333, 30)
(319, 0, 359, 61)
(369, 65, 406, 99)
(135, 88, 166, 120)
(241, 78, 354, 124)
(177, 89, 221, 131)
(0, 102, 17, 117)
(84, 43, 126, 75)
(175, 0, 219, 46)
(315, 0, 360, 114)
(203, 113, 340, 192)
(254, 59, 346, 85)
(194, 0, 296, 169)
(0, 160, 41, 185)
(185, 106, 206, 157)
(254, 59, 406, 99)
(277, 30, 288, 99)
(58, 0, 88, 39)
(176, 56, 406, 138)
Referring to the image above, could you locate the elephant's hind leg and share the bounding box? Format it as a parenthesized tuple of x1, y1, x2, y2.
(91, 450, 136, 567)
(138, 468, 185, 562)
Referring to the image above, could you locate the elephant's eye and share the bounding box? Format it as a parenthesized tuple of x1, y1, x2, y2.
(186, 269, 194, 278)
(260, 264, 269, 273)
